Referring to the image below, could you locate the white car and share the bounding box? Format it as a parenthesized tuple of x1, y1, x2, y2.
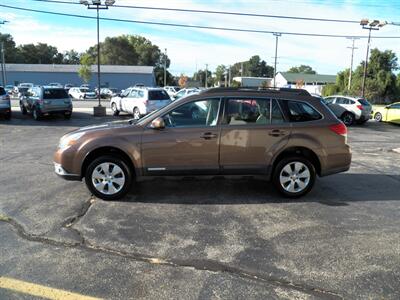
(323, 95, 372, 125)
(164, 86, 181, 98)
(110, 87, 171, 119)
(172, 88, 200, 101)
(68, 87, 97, 100)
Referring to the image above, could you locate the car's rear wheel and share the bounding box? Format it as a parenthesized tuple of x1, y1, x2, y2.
(85, 155, 132, 200)
(32, 107, 41, 121)
(111, 103, 120, 116)
(341, 112, 355, 126)
(273, 156, 316, 198)
(20, 103, 27, 115)
(64, 112, 72, 119)
(374, 112, 382, 122)
(133, 107, 141, 120)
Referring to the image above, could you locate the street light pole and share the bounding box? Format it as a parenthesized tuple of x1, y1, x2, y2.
(80, 0, 115, 116)
(273, 33, 282, 88)
(360, 19, 386, 98)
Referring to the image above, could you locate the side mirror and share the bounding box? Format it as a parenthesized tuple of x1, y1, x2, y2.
(385, 105, 391, 109)
(150, 117, 165, 129)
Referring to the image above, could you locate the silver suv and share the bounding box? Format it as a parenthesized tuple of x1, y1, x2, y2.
(20, 86, 73, 120)
(110, 87, 171, 119)
(0, 86, 11, 120)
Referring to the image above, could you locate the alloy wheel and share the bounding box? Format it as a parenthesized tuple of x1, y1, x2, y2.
(91, 162, 126, 195)
(279, 161, 311, 193)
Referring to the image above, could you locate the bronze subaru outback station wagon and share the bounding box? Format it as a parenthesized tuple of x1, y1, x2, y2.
(54, 88, 351, 200)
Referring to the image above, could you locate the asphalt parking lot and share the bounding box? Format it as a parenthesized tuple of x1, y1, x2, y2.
(1, 103, 400, 299)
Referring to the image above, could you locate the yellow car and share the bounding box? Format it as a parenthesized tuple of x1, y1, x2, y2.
(373, 102, 400, 124)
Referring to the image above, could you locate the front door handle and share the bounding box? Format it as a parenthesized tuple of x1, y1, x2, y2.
(268, 129, 286, 137)
(200, 132, 218, 139)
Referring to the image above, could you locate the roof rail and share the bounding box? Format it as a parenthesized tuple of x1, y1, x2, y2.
(201, 87, 311, 96)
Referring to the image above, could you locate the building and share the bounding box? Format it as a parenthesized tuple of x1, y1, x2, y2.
(232, 76, 273, 87)
(274, 72, 336, 95)
(4, 64, 156, 90)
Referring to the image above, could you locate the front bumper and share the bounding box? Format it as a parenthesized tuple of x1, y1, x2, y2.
(54, 163, 81, 181)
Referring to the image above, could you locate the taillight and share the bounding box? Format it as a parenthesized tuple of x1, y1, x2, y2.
(329, 123, 347, 136)
(357, 105, 363, 110)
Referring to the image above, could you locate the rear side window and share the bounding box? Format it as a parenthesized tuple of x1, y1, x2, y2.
(281, 100, 322, 122)
(148, 90, 170, 100)
(225, 98, 284, 125)
(43, 89, 69, 99)
(0, 87, 5, 95)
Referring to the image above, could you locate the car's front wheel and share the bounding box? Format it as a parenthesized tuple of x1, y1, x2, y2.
(85, 155, 132, 200)
(32, 107, 41, 120)
(273, 156, 316, 198)
(374, 112, 382, 122)
(133, 107, 141, 120)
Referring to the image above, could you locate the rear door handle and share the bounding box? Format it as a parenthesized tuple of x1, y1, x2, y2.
(200, 132, 218, 139)
(268, 129, 286, 137)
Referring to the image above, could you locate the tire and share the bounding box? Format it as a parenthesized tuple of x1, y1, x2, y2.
(32, 107, 41, 121)
(4, 112, 11, 120)
(64, 112, 72, 119)
(273, 156, 316, 198)
(374, 112, 382, 122)
(341, 112, 355, 126)
(20, 102, 27, 115)
(111, 103, 120, 116)
(85, 155, 133, 201)
(133, 107, 141, 120)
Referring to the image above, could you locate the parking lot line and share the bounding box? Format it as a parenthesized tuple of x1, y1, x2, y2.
(0, 277, 102, 300)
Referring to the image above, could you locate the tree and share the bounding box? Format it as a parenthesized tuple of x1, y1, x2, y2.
(193, 69, 213, 87)
(349, 49, 398, 102)
(0, 33, 17, 62)
(16, 43, 61, 64)
(214, 65, 227, 85)
(287, 65, 317, 74)
(229, 55, 274, 78)
(78, 54, 94, 83)
(178, 75, 188, 88)
(63, 50, 81, 64)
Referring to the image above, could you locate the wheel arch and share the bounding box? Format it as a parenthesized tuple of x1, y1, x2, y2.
(81, 146, 136, 179)
(271, 146, 321, 177)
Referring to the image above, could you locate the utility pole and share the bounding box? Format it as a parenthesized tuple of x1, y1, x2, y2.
(164, 48, 167, 87)
(0, 20, 9, 87)
(346, 38, 358, 90)
(205, 64, 208, 88)
(241, 62, 244, 77)
(228, 65, 232, 87)
(273, 32, 282, 88)
(360, 19, 386, 98)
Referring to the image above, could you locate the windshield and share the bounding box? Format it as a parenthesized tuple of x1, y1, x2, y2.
(358, 99, 370, 106)
(44, 89, 69, 99)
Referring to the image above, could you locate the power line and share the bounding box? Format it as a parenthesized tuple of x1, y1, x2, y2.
(31, 0, 361, 24)
(2, 3, 400, 39)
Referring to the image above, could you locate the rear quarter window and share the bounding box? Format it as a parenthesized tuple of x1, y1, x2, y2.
(281, 100, 322, 122)
(358, 99, 370, 106)
(148, 90, 170, 100)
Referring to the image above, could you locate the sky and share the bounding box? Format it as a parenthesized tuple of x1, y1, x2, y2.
(1, 0, 400, 76)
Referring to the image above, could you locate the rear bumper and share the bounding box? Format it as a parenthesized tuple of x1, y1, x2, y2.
(320, 145, 352, 177)
(54, 163, 81, 181)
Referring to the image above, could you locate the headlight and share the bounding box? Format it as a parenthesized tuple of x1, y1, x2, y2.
(58, 132, 85, 150)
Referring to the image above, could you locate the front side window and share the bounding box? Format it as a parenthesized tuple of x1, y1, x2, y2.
(281, 100, 322, 122)
(163, 99, 220, 128)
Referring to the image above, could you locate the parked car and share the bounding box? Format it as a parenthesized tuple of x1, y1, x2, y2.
(17, 86, 30, 99)
(5, 85, 14, 95)
(172, 88, 200, 101)
(54, 87, 351, 200)
(323, 95, 372, 126)
(80, 84, 90, 89)
(48, 82, 63, 88)
(164, 86, 181, 97)
(110, 87, 171, 119)
(18, 83, 34, 88)
(20, 86, 73, 120)
(68, 87, 97, 100)
(100, 88, 119, 99)
(0, 86, 11, 119)
(373, 102, 400, 124)
(64, 84, 74, 91)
